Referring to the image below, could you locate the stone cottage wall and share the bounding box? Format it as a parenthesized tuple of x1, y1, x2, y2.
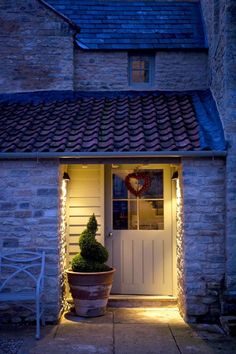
(201, 0, 226, 120)
(179, 157, 225, 322)
(0, 159, 62, 323)
(0, 0, 75, 93)
(74, 48, 208, 91)
(201, 0, 236, 294)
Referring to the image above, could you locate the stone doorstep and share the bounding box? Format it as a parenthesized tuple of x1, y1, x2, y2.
(67, 295, 177, 308)
(108, 295, 177, 308)
(220, 316, 236, 336)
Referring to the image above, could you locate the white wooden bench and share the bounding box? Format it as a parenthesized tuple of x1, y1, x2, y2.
(0, 251, 45, 339)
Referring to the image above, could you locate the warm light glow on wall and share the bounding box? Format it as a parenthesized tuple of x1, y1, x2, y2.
(60, 174, 70, 310)
(61, 179, 67, 199)
(60, 178, 68, 249)
(176, 178, 181, 202)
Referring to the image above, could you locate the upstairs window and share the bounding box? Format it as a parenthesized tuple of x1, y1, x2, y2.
(129, 54, 154, 88)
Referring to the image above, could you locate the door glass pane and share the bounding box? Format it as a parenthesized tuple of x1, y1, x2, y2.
(139, 200, 164, 230)
(112, 169, 164, 230)
(113, 172, 136, 199)
(113, 173, 128, 199)
(113, 201, 137, 230)
(140, 170, 163, 199)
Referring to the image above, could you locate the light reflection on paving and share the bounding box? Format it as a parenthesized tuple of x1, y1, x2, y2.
(113, 307, 184, 324)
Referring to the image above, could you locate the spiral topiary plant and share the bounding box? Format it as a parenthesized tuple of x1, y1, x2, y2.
(71, 214, 112, 273)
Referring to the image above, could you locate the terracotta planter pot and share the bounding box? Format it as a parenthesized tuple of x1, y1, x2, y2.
(66, 268, 115, 317)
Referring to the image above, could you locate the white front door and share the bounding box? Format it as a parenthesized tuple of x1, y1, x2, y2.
(105, 164, 173, 295)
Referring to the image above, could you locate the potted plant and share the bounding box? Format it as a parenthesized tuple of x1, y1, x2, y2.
(66, 214, 115, 317)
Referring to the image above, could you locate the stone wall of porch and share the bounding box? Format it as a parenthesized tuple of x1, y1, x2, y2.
(0, 159, 65, 323)
(177, 157, 226, 322)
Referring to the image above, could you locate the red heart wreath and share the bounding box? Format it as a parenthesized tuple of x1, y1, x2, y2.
(125, 172, 151, 197)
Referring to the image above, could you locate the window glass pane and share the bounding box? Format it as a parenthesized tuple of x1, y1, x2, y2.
(132, 60, 141, 70)
(113, 173, 128, 199)
(130, 55, 151, 84)
(132, 70, 142, 83)
(139, 200, 164, 230)
(143, 69, 149, 82)
(113, 201, 137, 230)
(132, 56, 145, 66)
(143, 58, 149, 70)
(132, 69, 148, 83)
(139, 60, 145, 70)
(140, 170, 163, 199)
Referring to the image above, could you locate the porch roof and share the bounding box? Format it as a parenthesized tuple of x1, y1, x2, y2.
(0, 90, 226, 157)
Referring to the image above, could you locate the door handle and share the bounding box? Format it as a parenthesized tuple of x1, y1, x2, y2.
(107, 232, 113, 238)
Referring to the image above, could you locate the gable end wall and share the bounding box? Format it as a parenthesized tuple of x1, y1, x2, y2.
(0, 0, 75, 93)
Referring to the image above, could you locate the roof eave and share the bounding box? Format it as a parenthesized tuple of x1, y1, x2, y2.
(75, 44, 209, 52)
(75, 36, 208, 51)
(0, 151, 227, 160)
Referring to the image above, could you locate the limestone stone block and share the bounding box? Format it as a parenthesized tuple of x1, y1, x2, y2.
(187, 303, 208, 316)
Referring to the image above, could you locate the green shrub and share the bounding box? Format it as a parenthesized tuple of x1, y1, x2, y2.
(71, 214, 111, 272)
(71, 254, 111, 273)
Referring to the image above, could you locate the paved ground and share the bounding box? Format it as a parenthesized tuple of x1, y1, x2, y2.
(1, 308, 236, 354)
